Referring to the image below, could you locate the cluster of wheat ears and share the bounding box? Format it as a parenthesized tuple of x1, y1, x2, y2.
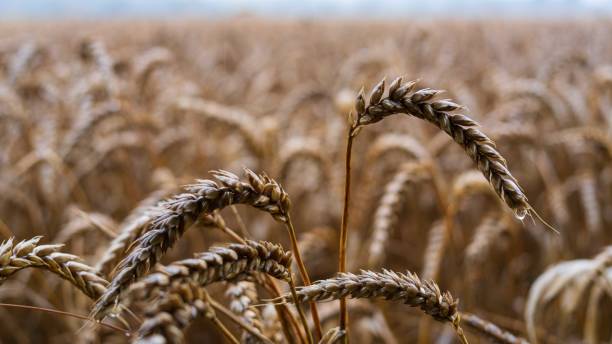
(0, 20, 611, 343)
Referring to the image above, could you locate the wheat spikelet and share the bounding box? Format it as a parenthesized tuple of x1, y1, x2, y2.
(278, 137, 331, 185)
(54, 207, 117, 244)
(525, 246, 612, 343)
(79, 38, 117, 97)
(577, 170, 601, 233)
(226, 281, 265, 344)
(367, 162, 429, 267)
(497, 77, 571, 125)
(353, 133, 429, 235)
(274, 269, 459, 324)
(0, 236, 108, 299)
(133, 47, 173, 100)
(95, 187, 175, 276)
(421, 220, 446, 281)
(60, 100, 122, 160)
(465, 215, 510, 266)
(134, 280, 216, 344)
(7, 41, 39, 84)
(128, 240, 291, 309)
(174, 98, 266, 159)
(355, 77, 531, 219)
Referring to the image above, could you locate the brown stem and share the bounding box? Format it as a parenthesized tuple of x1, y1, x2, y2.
(217, 216, 303, 343)
(285, 215, 323, 340)
(0, 303, 130, 334)
(230, 205, 250, 237)
(210, 299, 275, 344)
(265, 276, 304, 344)
(288, 275, 314, 344)
(219, 224, 248, 244)
(339, 124, 356, 341)
(210, 315, 240, 344)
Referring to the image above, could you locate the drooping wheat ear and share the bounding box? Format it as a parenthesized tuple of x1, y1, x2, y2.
(0, 237, 108, 299)
(226, 281, 265, 343)
(548, 126, 612, 160)
(134, 280, 221, 344)
(53, 207, 118, 244)
(421, 220, 446, 281)
(431, 121, 538, 156)
(367, 162, 430, 267)
(60, 100, 122, 160)
(92, 169, 291, 319)
(174, 97, 266, 159)
(0, 181, 46, 232)
(355, 77, 531, 219)
(79, 39, 117, 96)
(153, 127, 191, 156)
(524, 246, 612, 344)
(7, 41, 38, 84)
(577, 170, 601, 233)
(465, 215, 511, 267)
(133, 47, 173, 99)
(274, 269, 460, 324)
(353, 133, 430, 232)
(127, 240, 292, 308)
(462, 313, 529, 344)
(261, 304, 285, 343)
(499, 77, 571, 125)
(73, 131, 149, 182)
(365, 133, 430, 163)
(278, 137, 331, 186)
(95, 188, 175, 276)
(296, 227, 336, 278)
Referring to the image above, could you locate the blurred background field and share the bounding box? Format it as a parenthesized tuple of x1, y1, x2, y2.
(0, 1, 611, 344)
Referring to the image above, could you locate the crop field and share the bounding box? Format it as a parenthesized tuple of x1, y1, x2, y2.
(0, 19, 611, 343)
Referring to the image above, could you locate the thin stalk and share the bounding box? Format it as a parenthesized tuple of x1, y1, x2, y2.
(0, 303, 130, 334)
(265, 276, 304, 344)
(219, 224, 247, 243)
(209, 299, 275, 344)
(230, 205, 250, 237)
(210, 315, 241, 344)
(285, 215, 323, 340)
(288, 275, 314, 344)
(339, 124, 357, 340)
(418, 162, 450, 344)
(217, 217, 303, 343)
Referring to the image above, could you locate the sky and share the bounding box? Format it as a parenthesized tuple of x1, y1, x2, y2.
(1, 0, 611, 19)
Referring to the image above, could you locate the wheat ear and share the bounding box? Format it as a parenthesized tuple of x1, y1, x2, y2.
(0, 236, 108, 300)
(92, 168, 291, 319)
(272, 270, 467, 343)
(135, 281, 239, 344)
(355, 77, 531, 219)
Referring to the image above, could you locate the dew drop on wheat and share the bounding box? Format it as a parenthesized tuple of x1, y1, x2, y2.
(514, 209, 527, 221)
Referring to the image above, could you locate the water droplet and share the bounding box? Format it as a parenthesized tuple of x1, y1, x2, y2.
(514, 209, 527, 221)
(125, 332, 131, 337)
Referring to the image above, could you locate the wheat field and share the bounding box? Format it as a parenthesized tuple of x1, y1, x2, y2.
(0, 19, 611, 343)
